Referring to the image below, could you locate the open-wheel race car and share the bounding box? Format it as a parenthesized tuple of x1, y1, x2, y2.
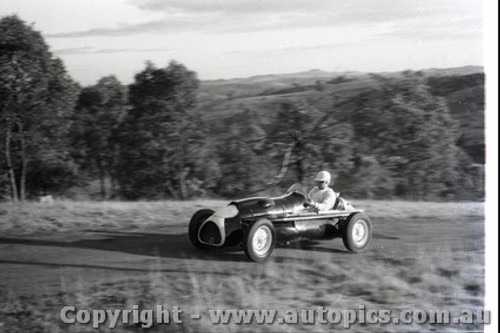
(188, 184, 372, 262)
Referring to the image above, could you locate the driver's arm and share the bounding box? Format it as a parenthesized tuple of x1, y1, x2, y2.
(312, 190, 337, 211)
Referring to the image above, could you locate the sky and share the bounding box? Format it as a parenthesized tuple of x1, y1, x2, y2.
(0, 0, 487, 85)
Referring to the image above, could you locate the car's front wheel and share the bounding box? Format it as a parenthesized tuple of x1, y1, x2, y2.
(188, 209, 215, 249)
(244, 219, 276, 263)
(342, 213, 372, 252)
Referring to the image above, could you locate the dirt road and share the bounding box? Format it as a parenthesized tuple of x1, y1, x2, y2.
(0, 200, 485, 332)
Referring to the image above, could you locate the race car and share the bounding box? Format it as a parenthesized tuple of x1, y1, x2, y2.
(188, 183, 372, 262)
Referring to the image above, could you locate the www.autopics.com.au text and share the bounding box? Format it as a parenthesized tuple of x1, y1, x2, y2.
(59, 305, 490, 329)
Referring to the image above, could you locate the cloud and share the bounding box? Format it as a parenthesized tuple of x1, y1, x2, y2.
(53, 46, 172, 55)
(53, 47, 95, 55)
(45, 19, 192, 38)
(131, 0, 334, 15)
(383, 16, 483, 42)
(130, 0, 483, 25)
(45, 0, 483, 39)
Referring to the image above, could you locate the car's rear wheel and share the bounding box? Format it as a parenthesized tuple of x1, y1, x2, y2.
(189, 209, 215, 249)
(342, 213, 372, 252)
(244, 219, 276, 263)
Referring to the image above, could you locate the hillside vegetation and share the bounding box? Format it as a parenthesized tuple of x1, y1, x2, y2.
(195, 66, 484, 200)
(199, 67, 484, 162)
(1, 15, 484, 202)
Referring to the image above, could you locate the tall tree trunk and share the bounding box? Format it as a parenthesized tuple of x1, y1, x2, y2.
(110, 171, 116, 199)
(179, 169, 187, 200)
(20, 157, 27, 201)
(97, 157, 106, 200)
(4, 127, 19, 202)
(109, 148, 118, 198)
(17, 122, 27, 201)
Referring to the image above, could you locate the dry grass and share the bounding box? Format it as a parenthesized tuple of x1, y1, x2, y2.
(0, 199, 482, 236)
(0, 199, 485, 332)
(0, 200, 226, 237)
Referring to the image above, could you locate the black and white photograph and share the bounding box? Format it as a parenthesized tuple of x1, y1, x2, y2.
(0, 0, 497, 332)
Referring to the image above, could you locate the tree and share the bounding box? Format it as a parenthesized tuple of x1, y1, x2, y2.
(0, 15, 79, 200)
(348, 75, 460, 199)
(214, 110, 274, 197)
(116, 61, 201, 199)
(71, 76, 127, 199)
(267, 100, 354, 188)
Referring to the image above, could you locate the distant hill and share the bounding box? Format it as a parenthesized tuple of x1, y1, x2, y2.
(199, 66, 483, 99)
(198, 66, 485, 164)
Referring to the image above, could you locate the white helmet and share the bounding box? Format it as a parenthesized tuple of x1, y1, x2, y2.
(314, 170, 331, 184)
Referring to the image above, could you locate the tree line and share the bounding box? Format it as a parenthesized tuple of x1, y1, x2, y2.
(0, 16, 483, 201)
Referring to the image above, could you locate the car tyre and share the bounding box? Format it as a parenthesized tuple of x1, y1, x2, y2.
(342, 213, 372, 252)
(189, 209, 215, 249)
(244, 219, 276, 263)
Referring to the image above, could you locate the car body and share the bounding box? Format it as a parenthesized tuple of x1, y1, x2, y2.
(188, 184, 372, 262)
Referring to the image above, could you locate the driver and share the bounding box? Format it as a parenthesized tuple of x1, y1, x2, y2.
(307, 171, 337, 211)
